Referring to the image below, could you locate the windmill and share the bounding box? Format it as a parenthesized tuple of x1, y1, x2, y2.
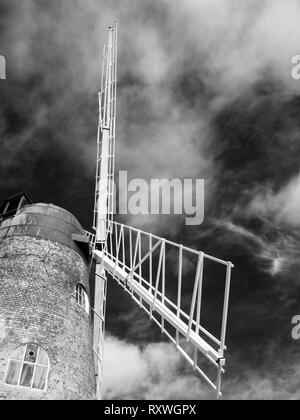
(85, 23, 233, 400)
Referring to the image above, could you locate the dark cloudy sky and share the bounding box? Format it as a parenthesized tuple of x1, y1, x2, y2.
(1, 0, 300, 400)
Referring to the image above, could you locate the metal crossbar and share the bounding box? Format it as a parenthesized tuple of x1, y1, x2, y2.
(85, 222, 233, 399)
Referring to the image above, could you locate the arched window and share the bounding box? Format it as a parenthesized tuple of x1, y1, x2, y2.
(4, 344, 50, 391)
(76, 284, 90, 314)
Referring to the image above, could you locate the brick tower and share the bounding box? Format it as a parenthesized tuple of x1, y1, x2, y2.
(0, 193, 96, 400)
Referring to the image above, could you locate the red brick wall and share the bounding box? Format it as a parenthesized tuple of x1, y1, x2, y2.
(0, 235, 96, 400)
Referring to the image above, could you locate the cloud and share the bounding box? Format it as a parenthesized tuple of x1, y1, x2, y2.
(206, 218, 300, 284)
(102, 335, 211, 400)
(159, 0, 300, 107)
(2, 1, 300, 223)
(103, 334, 300, 400)
(250, 173, 300, 227)
(226, 368, 300, 400)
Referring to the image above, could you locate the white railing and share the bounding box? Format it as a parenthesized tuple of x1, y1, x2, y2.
(85, 222, 233, 398)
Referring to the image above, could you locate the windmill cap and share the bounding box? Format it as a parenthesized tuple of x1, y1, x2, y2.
(0, 203, 90, 262)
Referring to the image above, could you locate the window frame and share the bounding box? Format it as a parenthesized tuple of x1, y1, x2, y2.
(4, 344, 50, 393)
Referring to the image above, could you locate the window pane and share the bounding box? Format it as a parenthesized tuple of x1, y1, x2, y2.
(33, 366, 47, 390)
(19, 363, 34, 387)
(84, 292, 90, 313)
(11, 346, 26, 361)
(5, 361, 22, 385)
(76, 285, 89, 313)
(37, 349, 48, 366)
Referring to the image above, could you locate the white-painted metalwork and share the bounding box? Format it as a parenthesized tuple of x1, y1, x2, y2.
(89, 23, 233, 400)
(91, 22, 117, 400)
(92, 263, 107, 400)
(93, 23, 117, 243)
(86, 224, 233, 399)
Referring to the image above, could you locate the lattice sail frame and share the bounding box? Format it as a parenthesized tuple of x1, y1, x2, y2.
(90, 23, 233, 400)
(86, 223, 233, 399)
(90, 23, 117, 400)
(93, 24, 117, 243)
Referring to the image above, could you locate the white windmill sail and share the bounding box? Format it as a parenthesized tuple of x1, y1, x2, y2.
(90, 23, 117, 400)
(87, 23, 233, 400)
(93, 24, 117, 243)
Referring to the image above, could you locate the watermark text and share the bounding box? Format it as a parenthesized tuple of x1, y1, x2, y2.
(291, 315, 300, 340)
(291, 55, 300, 80)
(0, 54, 6, 80)
(100, 171, 205, 226)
